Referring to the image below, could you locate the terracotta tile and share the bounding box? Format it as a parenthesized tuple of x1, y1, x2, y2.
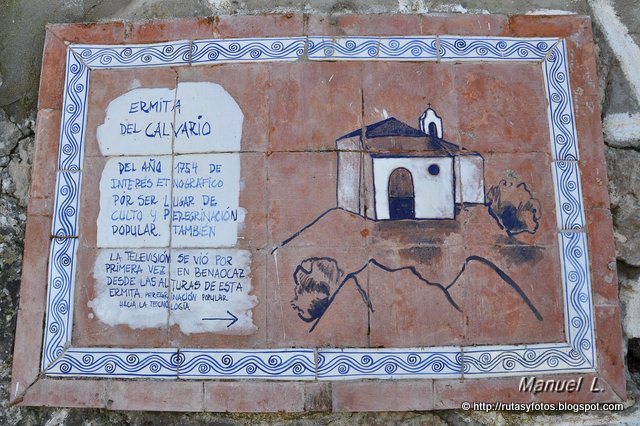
(19, 378, 106, 408)
(306, 14, 509, 37)
(77, 156, 104, 249)
(434, 377, 534, 408)
(369, 218, 464, 248)
(38, 31, 67, 111)
(238, 153, 268, 248)
(48, 22, 126, 44)
(126, 18, 215, 43)
(216, 14, 304, 38)
(267, 151, 352, 247)
(594, 306, 626, 400)
(532, 373, 621, 404)
(30, 109, 61, 203)
(16, 215, 52, 309)
(169, 249, 267, 348)
(332, 380, 434, 411)
(72, 246, 170, 348)
(269, 207, 370, 252)
(577, 96, 610, 210)
(367, 245, 465, 347)
(267, 246, 370, 347)
(105, 380, 203, 411)
(10, 306, 45, 403)
(566, 31, 600, 98)
(267, 61, 362, 152)
(458, 242, 565, 346)
(26, 198, 54, 218)
(177, 64, 269, 152)
(362, 62, 460, 147)
(586, 208, 618, 306)
(507, 15, 591, 38)
(304, 382, 332, 411)
(509, 16, 599, 95)
(84, 67, 179, 158)
(79, 154, 175, 248)
(453, 62, 550, 155)
(170, 153, 268, 250)
(420, 14, 509, 36)
(204, 382, 304, 412)
(465, 152, 557, 247)
(306, 14, 424, 36)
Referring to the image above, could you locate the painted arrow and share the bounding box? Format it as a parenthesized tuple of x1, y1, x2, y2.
(202, 311, 238, 327)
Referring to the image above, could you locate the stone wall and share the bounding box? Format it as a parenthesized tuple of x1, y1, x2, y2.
(1, 1, 639, 424)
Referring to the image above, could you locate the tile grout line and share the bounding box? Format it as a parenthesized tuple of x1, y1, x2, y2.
(557, 228, 587, 233)
(68, 45, 93, 70)
(541, 38, 562, 63)
(263, 63, 282, 348)
(168, 71, 180, 377)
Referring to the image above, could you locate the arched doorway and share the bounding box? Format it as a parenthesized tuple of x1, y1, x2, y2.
(428, 121, 438, 137)
(388, 167, 415, 219)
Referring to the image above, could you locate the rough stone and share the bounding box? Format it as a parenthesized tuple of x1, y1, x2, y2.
(1, 137, 33, 207)
(605, 146, 640, 267)
(0, 195, 25, 383)
(594, 2, 640, 117)
(621, 276, 640, 339)
(612, 0, 640, 51)
(0, 110, 21, 160)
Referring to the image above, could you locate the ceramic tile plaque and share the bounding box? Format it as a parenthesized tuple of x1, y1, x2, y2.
(11, 15, 626, 411)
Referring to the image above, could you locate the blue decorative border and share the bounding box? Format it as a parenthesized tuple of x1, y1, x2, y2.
(552, 160, 586, 231)
(543, 40, 579, 161)
(462, 343, 587, 376)
(42, 237, 78, 369)
(308, 36, 439, 60)
(317, 348, 461, 379)
(559, 231, 595, 366)
(73, 41, 191, 69)
(58, 50, 89, 171)
(192, 37, 306, 64)
(439, 37, 556, 61)
(42, 35, 595, 380)
(178, 349, 316, 379)
(47, 348, 178, 378)
(51, 171, 81, 237)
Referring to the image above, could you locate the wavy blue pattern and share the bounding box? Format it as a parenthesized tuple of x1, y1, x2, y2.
(378, 37, 439, 59)
(192, 37, 306, 63)
(58, 51, 88, 171)
(317, 349, 461, 379)
(439, 37, 555, 61)
(308, 37, 379, 59)
(560, 231, 595, 365)
(463, 345, 587, 376)
(179, 350, 315, 379)
(73, 41, 191, 68)
(553, 161, 585, 230)
(308, 37, 438, 60)
(46, 349, 178, 377)
(544, 41, 579, 160)
(42, 238, 77, 370)
(51, 171, 81, 237)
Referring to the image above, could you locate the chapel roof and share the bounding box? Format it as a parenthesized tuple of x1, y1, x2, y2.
(337, 117, 460, 152)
